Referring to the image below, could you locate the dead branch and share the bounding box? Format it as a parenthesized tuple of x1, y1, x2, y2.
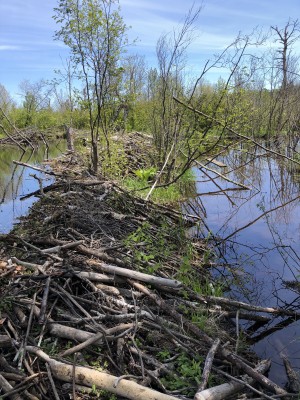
(195, 338, 220, 395)
(87, 259, 182, 288)
(25, 346, 181, 400)
(131, 281, 287, 395)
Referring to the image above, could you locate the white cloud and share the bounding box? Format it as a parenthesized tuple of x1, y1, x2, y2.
(0, 45, 21, 51)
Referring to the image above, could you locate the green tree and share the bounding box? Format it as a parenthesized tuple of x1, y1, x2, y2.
(18, 79, 53, 127)
(53, 0, 129, 173)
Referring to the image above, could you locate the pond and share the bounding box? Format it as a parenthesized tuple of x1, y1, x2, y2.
(0, 141, 66, 233)
(185, 140, 300, 386)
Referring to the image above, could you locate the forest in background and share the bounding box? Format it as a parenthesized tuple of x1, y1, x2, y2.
(1, 1, 300, 180)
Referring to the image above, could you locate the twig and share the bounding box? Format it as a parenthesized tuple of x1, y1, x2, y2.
(38, 277, 51, 324)
(46, 364, 60, 400)
(13, 160, 62, 176)
(131, 281, 287, 396)
(195, 338, 220, 395)
(145, 142, 175, 201)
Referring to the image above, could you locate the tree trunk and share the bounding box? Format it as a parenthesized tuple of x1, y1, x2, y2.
(64, 125, 75, 152)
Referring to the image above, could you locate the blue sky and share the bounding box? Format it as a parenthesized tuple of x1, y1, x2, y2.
(0, 0, 299, 99)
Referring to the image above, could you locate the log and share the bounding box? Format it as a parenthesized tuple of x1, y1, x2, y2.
(194, 360, 271, 400)
(87, 259, 182, 288)
(49, 323, 138, 349)
(26, 346, 180, 400)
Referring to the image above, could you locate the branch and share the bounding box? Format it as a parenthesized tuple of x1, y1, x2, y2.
(26, 346, 180, 400)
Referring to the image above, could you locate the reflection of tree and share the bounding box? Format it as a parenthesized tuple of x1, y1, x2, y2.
(189, 141, 300, 303)
(0, 143, 65, 204)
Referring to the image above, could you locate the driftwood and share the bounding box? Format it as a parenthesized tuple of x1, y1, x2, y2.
(195, 360, 271, 400)
(26, 346, 180, 400)
(87, 259, 182, 288)
(195, 338, 220, 396)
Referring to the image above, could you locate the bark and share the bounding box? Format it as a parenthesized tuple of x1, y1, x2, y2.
(194, 360, 271, 400)
(26, 346, 180, 400)
(87, 259, 182, 288)
(64, 125, 75, 152)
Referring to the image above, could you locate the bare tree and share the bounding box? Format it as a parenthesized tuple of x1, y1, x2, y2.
(270, 19, 300, 135)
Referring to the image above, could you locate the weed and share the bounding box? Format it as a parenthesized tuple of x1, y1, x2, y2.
(124, 220, 177, 273)
(134, 166, 157, 182)
(161, 352, 202, 396)
(122, 168, 196, 204)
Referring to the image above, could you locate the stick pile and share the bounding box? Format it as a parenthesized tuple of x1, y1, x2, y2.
(0, 179, 297, 399)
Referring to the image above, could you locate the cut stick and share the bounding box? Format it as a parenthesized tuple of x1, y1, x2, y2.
(195, 338, 220, 394)
(87, 259, 182, 288)
(195, 360, 272, 400)
(194, 294, 300, 318)
(26, 346, 180, 400)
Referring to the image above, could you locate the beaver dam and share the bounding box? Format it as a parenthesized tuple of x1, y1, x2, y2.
(0, 143, 300, 399)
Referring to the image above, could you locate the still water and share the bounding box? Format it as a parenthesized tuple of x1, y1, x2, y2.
(0, 142, 66, 233)
(186, 142, 300, 386)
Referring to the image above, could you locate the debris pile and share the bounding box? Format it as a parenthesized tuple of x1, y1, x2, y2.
(0, 178, 297, 399)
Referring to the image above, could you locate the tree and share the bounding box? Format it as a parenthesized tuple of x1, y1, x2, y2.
(53, 0, 129, 174)
(120, 54, 147, 130)
(148, 4, 202, 182)
(18, 79, 53, 127)
(270, 20, 300, 135)
(0, 84, 13, 115)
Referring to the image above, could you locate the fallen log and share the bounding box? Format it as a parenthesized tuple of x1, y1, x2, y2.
(26, 346, 181, 400)
(195, 360, 271, 400)
(88, 259, 182, 288)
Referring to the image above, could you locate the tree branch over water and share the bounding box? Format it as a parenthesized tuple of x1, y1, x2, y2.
(173, 96, 300, 166)
(221, 194, 300, 242)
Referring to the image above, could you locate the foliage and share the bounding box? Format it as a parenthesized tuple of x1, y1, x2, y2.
(134, 167, 157, 182)
(53, 0, 129, 173)
(124, 221, 178, 272)
(100, 138, 128, 179)
(159, 351, 202, 395)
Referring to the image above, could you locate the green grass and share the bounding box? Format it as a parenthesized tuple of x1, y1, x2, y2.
(122, 169, 196, 204)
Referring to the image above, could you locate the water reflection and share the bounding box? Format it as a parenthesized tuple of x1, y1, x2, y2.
(185, 141, 300, 385)
(0, 142, 65, 233)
